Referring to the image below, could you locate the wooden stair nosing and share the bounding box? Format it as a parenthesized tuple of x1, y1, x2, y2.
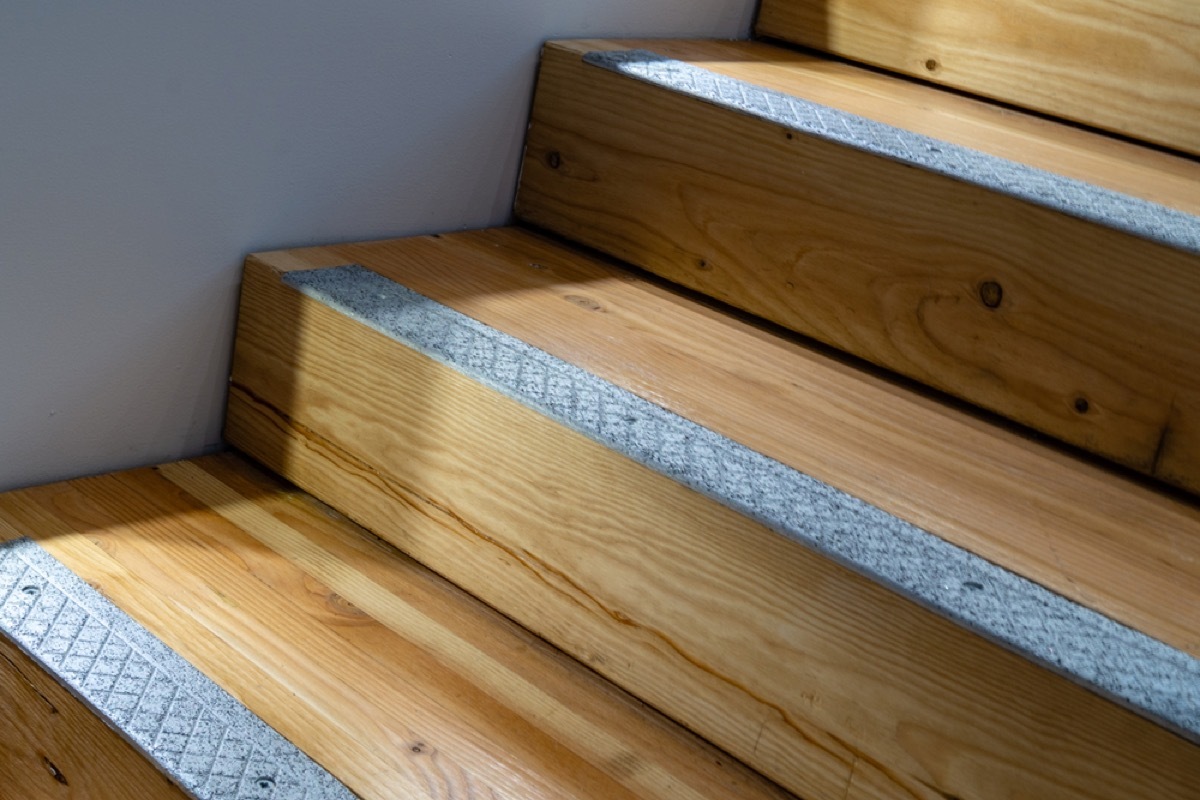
(515, 39, 1200, 494)
(228, 234, 1200, 800)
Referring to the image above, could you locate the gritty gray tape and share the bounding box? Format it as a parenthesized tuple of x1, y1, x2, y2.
(285, 264, 1200, 743)
(583, 49, 1200, 256)
(0, 537, 358, 800)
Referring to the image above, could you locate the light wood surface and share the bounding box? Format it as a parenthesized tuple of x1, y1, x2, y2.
(562, 38, 1200, 215)
(0, 453, 792, 800)
(262, 228, 1200, 662)
(756, 0, 1200, 155)
(227, 241, 1200, 800)
(0, 629, 191, 800)
(516, 39, 1200, 494)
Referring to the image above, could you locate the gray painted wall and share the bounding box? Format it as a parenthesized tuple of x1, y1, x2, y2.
(0, 2, 753, 491)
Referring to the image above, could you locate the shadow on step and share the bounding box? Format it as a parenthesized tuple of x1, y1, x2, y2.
(221, 226, 1200, 800)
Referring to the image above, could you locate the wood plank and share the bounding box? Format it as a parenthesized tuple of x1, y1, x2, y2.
(515, 39, 1200, 494)
(755, 0, 1200, 155)
(0, 454, 791, 800)
(556, 38, 1200, 216)
(226, 248, 1200, 800)
(260, 228, 1200, 662)
(0, 629, 191, 800)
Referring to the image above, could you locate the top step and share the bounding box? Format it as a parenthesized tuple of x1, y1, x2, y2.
(516, 38, 1200, 495)
(756, 0, 1200, 156)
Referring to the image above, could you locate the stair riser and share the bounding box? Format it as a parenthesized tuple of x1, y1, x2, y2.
(516, 43, 1200, 494)
(756, 0, 1200, 156)
(228, 257, 1200, 800)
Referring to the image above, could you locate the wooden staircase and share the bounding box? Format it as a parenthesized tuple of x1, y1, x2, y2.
(3, 2, 1199, 799)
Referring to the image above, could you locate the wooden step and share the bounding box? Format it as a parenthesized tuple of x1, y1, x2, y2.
(514, 38, 1200, 496)
(0, 622, 191, 799)
(226, 227, 1200, 800)
(0, 453, 789, 800)
(755, 0, 1200, 156)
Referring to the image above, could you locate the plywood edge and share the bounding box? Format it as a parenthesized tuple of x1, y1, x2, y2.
(227, 244, 1200, 799)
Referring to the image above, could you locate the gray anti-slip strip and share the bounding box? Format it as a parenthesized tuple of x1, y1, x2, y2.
(285, 264, 1200, 743)
(0, 537, 357, 800)
(583, 50, 1200, 256)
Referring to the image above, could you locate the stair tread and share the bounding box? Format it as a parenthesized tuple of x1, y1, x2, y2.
(0, 452, 790, 800)
(554, 39, 1200, 221)
(754, 0, 1200, 157)
(0, 611, 193, 799)
(266, 227, 1200, 665)
(516, 38, 1200, 495)
(232, 227, 1200, 799)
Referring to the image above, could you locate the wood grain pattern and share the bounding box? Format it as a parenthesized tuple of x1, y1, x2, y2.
(558, 39, 1200, 215)
(226, 247, 1200, 800)
(0, 454, 790, 800)
(516, 39, 1200, 494)
(0, 631, 190, 800)
(263, 228, 1200, 662)
(756, 0, 1200, 155)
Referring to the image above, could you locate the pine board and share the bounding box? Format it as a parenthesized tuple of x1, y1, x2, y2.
(756, 0, 1200, 155)
(0, 629, 190, 800)
(559, 39, 1200, 214)
(516, 39, 1200, 494)
(0, 453, 790, 800)
(260, 228, 1200, 662)
(226, 242, 1200, 800)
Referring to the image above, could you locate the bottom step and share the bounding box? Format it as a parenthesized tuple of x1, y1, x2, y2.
(0, 453, 789, 800)
(0, 612, 192, 799)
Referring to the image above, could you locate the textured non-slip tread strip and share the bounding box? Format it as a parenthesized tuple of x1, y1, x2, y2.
(0, 537, 356, 800)
(0, 453, 791, 800)
(280, 260, 1200, 741)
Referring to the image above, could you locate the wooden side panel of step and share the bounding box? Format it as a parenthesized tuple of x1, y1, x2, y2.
(755, 0, 1200, 156)
(0, 632, 191, 800)
(226, 230, 1200, 800)
(0, 453, 791, 800)
(515, 38, 1200, 495)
